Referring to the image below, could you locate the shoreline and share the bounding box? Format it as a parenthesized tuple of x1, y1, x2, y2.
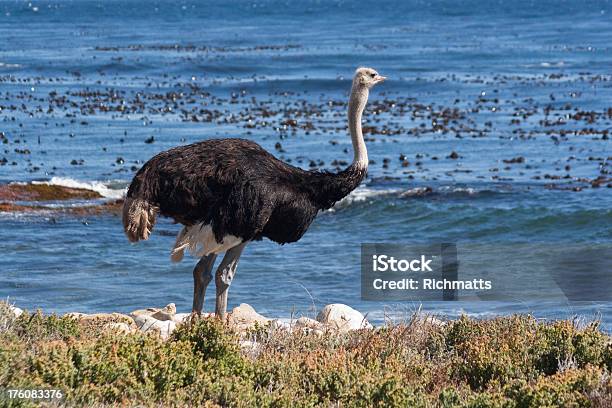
(7, 302, 378, 340)
(0, 183, 123, 216)
(6, 301, 611, 339)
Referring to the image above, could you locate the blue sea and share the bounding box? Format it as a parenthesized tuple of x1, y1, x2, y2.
(1, 0, 611, 328)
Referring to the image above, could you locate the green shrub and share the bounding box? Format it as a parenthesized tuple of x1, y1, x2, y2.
(445, 315, 541, 389)
(445, 316, 612, 391)
(0, 304, 610, 407)
(572, 323, 609, 368)
(504, 367, 603, 408)
(12, 310, 80, 342)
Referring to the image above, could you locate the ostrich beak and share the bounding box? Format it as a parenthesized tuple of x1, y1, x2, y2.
(375, 75, 387, 83)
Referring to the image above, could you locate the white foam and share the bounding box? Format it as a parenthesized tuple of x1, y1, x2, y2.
(330, 185, 488, 211)
(438, 186, 478, 195)
(332, 186, 400, 209)
(540, 61, 565, 67)
(0, 210, 54, 219)
(31, 177, 127, 199)
(0, 62, 21, 68)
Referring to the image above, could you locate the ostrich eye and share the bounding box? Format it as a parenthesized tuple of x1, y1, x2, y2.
(370, 73, 376, 78)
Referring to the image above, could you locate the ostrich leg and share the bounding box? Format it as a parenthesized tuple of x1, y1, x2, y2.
(214, 242, 248, 319)
(192, 254, 217, 314)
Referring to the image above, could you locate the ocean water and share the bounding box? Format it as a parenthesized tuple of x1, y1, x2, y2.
(0, 0, 610, 328)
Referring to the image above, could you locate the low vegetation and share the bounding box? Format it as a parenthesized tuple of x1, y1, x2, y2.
(0, 302, 610, 407)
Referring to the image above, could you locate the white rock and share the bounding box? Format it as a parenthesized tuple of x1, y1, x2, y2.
(133, 315, 176, 340)
(271, 319, 292, 331)
(131, 303, 176, 321)
(131, 308, 153, 317)
(316, 304, 372, 332)
(160, 321, 176, 339)
(133, 314, 156, 329)
(172, 313, 192, 324)
(229, 303, 270, 330)
(10, 306, 23, 318)
(151, 303, 176, 321)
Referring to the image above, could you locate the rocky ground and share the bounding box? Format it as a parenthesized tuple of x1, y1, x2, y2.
(8, 301, 377, 343)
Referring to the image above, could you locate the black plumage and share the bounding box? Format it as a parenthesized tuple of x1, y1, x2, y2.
(122, 67, 386, 316)
(125, 138, 366, 245)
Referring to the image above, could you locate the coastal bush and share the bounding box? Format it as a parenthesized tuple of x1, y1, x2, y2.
(0, 304, 610, 407)
(503, 367, 606, 407)
(12, 310, 81, 342)
(445, 315, 612, 392)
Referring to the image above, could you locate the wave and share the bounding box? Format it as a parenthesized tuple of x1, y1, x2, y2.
(0, 62, 21, 68)
(7, 178, 504, 209)
(336, 187, 401, 206)
(333, 185, 500, 210)
(32, 179, 516, 216)
(31, 177, 127, 200)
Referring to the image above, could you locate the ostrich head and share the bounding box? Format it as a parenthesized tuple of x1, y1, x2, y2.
(353, 67, 386, 88)
(347, 67, 385, 169)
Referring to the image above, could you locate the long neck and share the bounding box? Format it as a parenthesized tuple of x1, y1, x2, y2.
(306, 83, 370, 210)
(348, 84, 369, 169)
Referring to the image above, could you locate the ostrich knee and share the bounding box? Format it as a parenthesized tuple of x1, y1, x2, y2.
(213, 242, 247, 319)
(214, 265, 236, 319)
(192, 254, 217, 314)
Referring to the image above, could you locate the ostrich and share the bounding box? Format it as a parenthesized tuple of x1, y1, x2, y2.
(122, 67, 386, 318)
